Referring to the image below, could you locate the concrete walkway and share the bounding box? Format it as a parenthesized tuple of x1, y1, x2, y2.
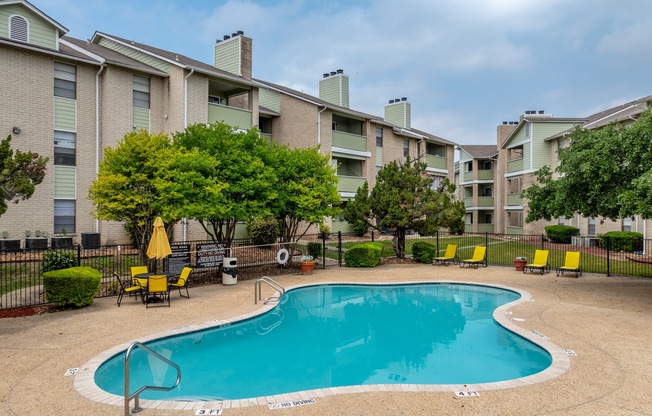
(1, 263, 651, 415)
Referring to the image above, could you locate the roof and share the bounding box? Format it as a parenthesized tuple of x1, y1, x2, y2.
(457, 144, 498, 159)
(0, 35, 99, 65)
(500, 115, 587, 149)
(1, 0, 68, 34)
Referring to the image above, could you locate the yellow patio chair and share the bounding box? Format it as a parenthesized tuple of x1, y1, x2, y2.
(145, 275, 170, 308)
(114, 272, 143, 306)
(130, 265, 149, 288)
(433, 244, 458, 266)
(556, 251, 582, 278)
(524, 249, 550, 274)
(459, 246, 487, 269)
(170, 267, 192, 298)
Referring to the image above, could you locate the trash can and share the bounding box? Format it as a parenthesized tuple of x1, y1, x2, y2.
(222, 257, 238, 285)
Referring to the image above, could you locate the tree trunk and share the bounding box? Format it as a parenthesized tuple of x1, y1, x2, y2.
(393, 227, 406, 259)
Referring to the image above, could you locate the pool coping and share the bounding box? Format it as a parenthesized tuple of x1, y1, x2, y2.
(74, 280, 571, 412)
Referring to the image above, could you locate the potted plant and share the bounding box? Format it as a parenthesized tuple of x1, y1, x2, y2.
(513, 256, 527, 271)
(299, 255, 315, 274)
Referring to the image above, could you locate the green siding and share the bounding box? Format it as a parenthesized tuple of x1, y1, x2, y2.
(0, 4, 57, 49)
(505, 126, 527, 148)
(477, 170, 494, 180)
(54, 97, 76, 131)
(426, 155, 447, 170)
(384, 102, 410, 128)
(208, 104, 252, 129)
(133, 107, 150, 131)
(522, 142, 531, 170)
(54, 166, 76, 199)
(319, 75, 349, 107)
(214, 37, 241, 75)
(97, 37, 169, 72)
(259, 88, 280, 113)
(332, 130, 367, 152)
(337, 176, 366, 193)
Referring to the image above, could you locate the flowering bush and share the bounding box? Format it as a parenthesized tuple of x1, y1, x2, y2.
(300, 255, 314, 262)
(515, 256, 527, 261)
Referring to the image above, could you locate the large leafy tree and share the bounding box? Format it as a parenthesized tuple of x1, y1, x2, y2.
(263, 143, 340, 244)
(173, 122, 275, 247)
(88, 130, 188, 260)
(0, 135, 48, 217)
(523, 108, 652, 222)
(344, 157, 463, 258)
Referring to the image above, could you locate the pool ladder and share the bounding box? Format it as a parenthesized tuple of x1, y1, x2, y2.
(124, 341, 181, 416)
(255, 276, 285, 304)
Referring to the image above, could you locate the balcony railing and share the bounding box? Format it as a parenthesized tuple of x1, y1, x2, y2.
(477, 224, 494, 233)
(477, 170, 494, 180)
(337, 176, 366, 193)
(208, 103, 252, 129)
(332, 131, 367, 152)
(463, 171, 473, 182)
(507, 158, 524, 173)
(478, 196, 494, 207)
(464, 197, 473, 207)
(426, 155, 447, 171)
(506, 194, 522, 206)
(506, 226, 524, 235)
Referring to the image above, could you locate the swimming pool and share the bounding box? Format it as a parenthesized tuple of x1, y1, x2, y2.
(93, 283, 554, 401)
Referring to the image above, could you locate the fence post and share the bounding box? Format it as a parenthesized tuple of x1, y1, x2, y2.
(542, 234, 545, 250)
(321, 231, 326, 269)
(77, 244, 81, 266)
(436, 230, 439, 252)
(606, 236, 611, 276)
(338, 231, 342, 267)
(371, 230, 374, 242)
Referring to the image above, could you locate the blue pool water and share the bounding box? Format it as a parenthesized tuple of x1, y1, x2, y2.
(95, 283, 552, 400)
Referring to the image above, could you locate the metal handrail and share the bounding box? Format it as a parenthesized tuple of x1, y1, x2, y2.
(255, 276, 285, 304)
(124, 341, 181, 415)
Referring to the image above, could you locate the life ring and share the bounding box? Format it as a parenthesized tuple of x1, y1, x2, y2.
(276, 248, 289, 265)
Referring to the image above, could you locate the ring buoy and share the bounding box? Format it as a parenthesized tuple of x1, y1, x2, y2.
(276, 248, 289, 265)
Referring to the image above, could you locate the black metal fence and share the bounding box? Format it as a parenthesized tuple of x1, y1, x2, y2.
(1, 232, 650, 310)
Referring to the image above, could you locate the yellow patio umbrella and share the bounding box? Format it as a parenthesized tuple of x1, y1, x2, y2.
(147, 216, 172, 260)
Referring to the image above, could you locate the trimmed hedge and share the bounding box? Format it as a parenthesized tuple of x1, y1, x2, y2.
(41, 250, 78, 273)
(545, 225, 580, 243)
(307, 242, 322, 259)
(343, 242, 384, 267)
(43, 266, 101, 307)
(598, 231, 644, 252)
(412, 241, 437, 264)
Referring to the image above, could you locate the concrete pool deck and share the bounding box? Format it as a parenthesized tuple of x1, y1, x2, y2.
(1, 263, 651, 415)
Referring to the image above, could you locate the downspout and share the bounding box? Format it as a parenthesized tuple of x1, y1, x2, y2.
(183, 68, 195, 241)
(94, 64, 105, 233)
(317, 105, 327, 150)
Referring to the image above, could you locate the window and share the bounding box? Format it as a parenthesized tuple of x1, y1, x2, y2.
(465, 161, 473, 172)
(430, 175, 443, 190)
(481, 186, 493, 197)
(465, 213, 473, 225)
(54, 62, 76, 99)
(483, 213, 494, 224)
(403, 139, 409, 158)
(133, 75, 150, 109)
(508, 211, 523, 227)
(558, 216, 565, 226)
(9, 15, 28, 42)
(426, 143, 446, 157)
(588, 217, 596, 235)
(376, 127, 383, 147)
(54, 131, 76, 166)
(508, 177, 522, 194)
(258, 117, 272, 134)
(622, 217, 632, 232)
(54, 200, 75, 233)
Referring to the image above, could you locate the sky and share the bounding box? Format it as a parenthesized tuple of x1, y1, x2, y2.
(36, 0, 652, 145)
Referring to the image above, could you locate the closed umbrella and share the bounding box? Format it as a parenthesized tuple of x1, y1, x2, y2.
(147, 216, 172, 260)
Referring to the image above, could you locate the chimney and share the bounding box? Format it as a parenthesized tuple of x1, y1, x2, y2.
(384, 97, 411, 129)
(497, 120, 517, 145)
(319, 69, 349, 108)
(214, 30, 252, 80)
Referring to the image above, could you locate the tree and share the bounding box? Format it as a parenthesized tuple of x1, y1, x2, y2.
(88, 130, 187, 260)
(263, 144, 340, 244)
(173, 122, 275, 248)
(0, 135, 48, 217)
(344, 157, 463, 258)
(523, 108, 652, 222)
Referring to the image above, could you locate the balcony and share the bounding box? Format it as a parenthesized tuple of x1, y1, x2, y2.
(208, 103, 252, 129)
(426, 155, 447, 171)
(478, 196, 494, 207)
(332, 130, 367, 152)
(506, 226, 523, 235)
(507, 158, 524, 173)
(337, 176, 367, 193)
(477, 170, 494, 180)
(464, 197, 473, 207)
(463, 171, 473, 182)
(477, 224, 494, 233)
(506, 194, 522, 206)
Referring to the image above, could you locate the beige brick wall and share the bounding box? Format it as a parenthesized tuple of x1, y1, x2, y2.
(274, 95, 319, 148)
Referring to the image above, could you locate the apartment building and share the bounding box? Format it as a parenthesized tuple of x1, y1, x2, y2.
(0, 0, 455, 243)
(457, 145, 498, 233)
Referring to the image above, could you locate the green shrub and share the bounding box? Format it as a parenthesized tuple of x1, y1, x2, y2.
(246, 217, 279, 245)
(41, 250, 78, 273)
(412, 241, 437, 264)
(43, 266, 101, 307)
(545, 225, 580, 243)
(352, 219, 368, 237)
(343, 242, 384, 267)
(307, 242, 322, 259)
(598, 231, 644, 252)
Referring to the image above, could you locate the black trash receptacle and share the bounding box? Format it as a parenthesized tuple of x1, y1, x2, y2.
(222, 257, 237, 285)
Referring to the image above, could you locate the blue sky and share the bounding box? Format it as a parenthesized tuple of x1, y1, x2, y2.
(36, 0, 652, 145)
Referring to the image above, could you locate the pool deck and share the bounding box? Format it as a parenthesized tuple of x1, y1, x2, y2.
(2, 263, 651, 415)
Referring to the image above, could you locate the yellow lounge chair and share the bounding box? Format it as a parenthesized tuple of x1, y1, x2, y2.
(171, 267, 192, 298)
(114, 272, 143, 306)
(556, 251, 582, 277)
(524, 250, 550, 274)
(433, 244, 458, 266)
(459, 246, 487, 269)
